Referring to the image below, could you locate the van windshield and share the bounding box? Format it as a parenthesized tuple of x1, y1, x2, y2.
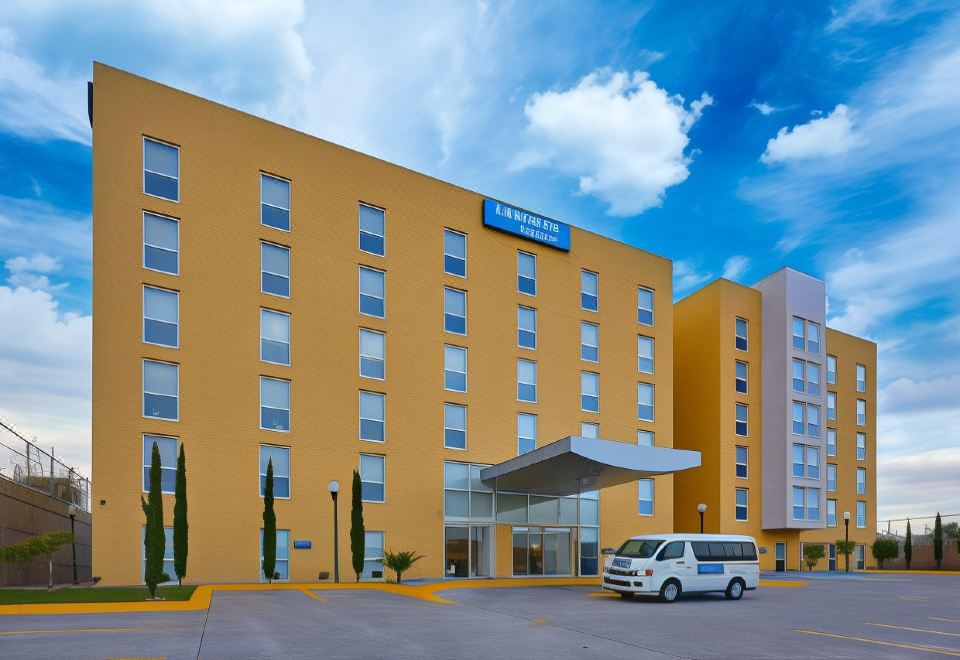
(616, 539, 665, 558)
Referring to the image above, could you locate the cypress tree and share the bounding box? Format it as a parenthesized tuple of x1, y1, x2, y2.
(905, 520, 912, 570)
(173, 444, 188, 586)
(141, 441, 168, 598)
(934, 512, 943, 570)
(350, 469, 365, 582)
(262, 458, 276, 583)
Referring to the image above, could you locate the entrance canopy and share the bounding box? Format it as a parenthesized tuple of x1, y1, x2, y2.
(480, 436, 701, 496)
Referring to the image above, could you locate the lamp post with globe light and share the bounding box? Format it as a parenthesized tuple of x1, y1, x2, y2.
(328, 480, 340, 583)
(698, 503, 707, 534)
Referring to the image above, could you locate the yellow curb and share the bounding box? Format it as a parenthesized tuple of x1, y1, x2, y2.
(869, 570, 960, 576)
(759, 579, 807, 588)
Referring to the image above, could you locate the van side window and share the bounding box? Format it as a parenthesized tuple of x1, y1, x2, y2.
(658, 541, 685, 560)
(691, 541, 758, 561)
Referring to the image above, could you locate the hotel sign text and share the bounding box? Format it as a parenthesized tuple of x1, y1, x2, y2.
(482, 199, 571, 251)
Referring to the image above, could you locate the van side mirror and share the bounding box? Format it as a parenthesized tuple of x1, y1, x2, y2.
(601, 547, 617, 555)
(758, 546, 768, 554)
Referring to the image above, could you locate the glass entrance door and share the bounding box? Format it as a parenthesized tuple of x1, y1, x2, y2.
(828, 544, 836, 571)
(512, 527, 574, 576)
(775, 542, 786, 571)
(445, 525, 491, 578)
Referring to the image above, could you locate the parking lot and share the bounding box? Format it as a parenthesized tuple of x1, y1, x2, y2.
(2, 573, 959, 658)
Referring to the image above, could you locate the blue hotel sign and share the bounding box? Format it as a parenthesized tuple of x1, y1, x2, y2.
(483, 199, 570, 251)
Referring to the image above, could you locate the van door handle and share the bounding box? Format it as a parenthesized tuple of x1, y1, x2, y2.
(676, 561, 685, 565)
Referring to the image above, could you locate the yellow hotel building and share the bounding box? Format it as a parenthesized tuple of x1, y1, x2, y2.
(90, 64, 876, 585)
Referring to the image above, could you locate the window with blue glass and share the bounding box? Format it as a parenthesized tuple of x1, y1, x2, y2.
(261, 174, 290, 231)
(518, 306, 537, 349)
(360, 391, 385, 442)
(517, 413, 536, 455)
(638, 383, 654, 421)
(517, 359, 537, 402)
(637, 287, 654, 326)
(362, 531, 385, 580)
(735, 317, 748, 351)
(142, 434, 177, 493)
(792, 401, 805, 434)
(638, 335, 654, 374)
(735, 360, 748, 394)
(580, 322, 599, 362)
(443, 229, 466, 277)
(143, 212, 179, 274)
(856, 500, 866, 528)
(360, 453, 385, 502)
(735, 403, 748, 436)
(517, 251, 536, 295)
(806, 488, 820, 521)
(359, 329, 385, 379)
(579, 526, 599, 576)
(638, 430, 654, 447)
(143, 286, 179, 348)
(261, 242, 290, 297)
(143, 138, 179, 201)
(735, 488, 748, 521)
(260, 528, 289, 580)
(260, 309, 290, 365)
(580, 270, 598, 311)
(141, 526, 175, 585)
(792, 487, 805, 520)
(359, 204, 385, 256)
(444, 345, 467, 392)
(260, 377, 290, 432)
(807, 404, 820, 437)
(638, 479, 654, 516)
(857, 432, 866, 461)
(359, 267, 385, 318)
(827, 499, 837, 527)
(443, 404, 467, 450)
(143, 360, 178, 420)
(444, 287, 466, 335)
(581, 372, 599, 413)
(735, 445, 748, 479)
(792, 444, 806, 477)
(259, 445, 290, 498)
(827, 463, 837, 492)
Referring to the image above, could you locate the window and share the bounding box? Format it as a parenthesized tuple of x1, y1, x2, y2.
(793, 317, 821, 353)
(659, 541, 685, 560)
(359, 267, 385, 318)
(360, 391, 385, 442)
(827, 464, 837, 492)
(792, 317, 806, 350)
(444, 288, 467, 335)
(806, 446, 820, 479)
(827, 391, 837, 421)
(638, 383, 654, 421)
(735, 489, 748, 521)
(690, 542, 757, 562)
(362, 531, 384, 580)
(827, 355, 837, 384)
(856, 399, 866, 426)
(792, 359, 805, 392)
(517, 359, 537, 402)
(142, 435, 177, 492)
(581, 422, 599, 439)
(827, 499, 837, 527)
(143, 286, 179, 348)
(735, 360, 748, 394)
(856, 501, 866, 528)
(581, 322, 599, 362)
(444, 345, 467, 392)
(735, 446, 748, 478)
(259, 445, 290, 498)
(260, 174, 290, 231)
(792, 444, 805, 478)
(143, 212, 179, 274)
(581, 372, 599, 413)
(638, 479, 654, 516)
(359, 329, 385, 379)
(792, 487, 804, 520)
(517, 413, 536, 455)
(445, 462, 495, 523)
(806, 488, 820, 521)
(735, 317, 748, 351)
(260, 529, 290, 580)
(442, 404, 467, 450)
(807, 404, 820, 437)
(360, 454, 385, 501)
(638, 336, 654, 374)
(359, 204, 385, 256)
(141, 526, 175, 584)
(808, 322, 820, 354)
(637, 430, 654, 447)
(260, 309, 290, 365)
(143, 137, 179, 201)
(792, 402, 805, 434)
(856, 363, 866, 392)
(637, 287, 654, 326)
(793, 487, 820, 520)
(857, 432, 866, 461)
(827, 428, 837, 457)
(517, 252, 536, 295)
(735, 403, 748, 436)
(260, 377, 290, 432)
(261, 242, 290, 298)
(443, 229, 466, 277)
(580, 270, 598, 311)
(807, 362, 820, 396)
(857, 467, 866, 495)
(518, 306, 537, 349)
(143, 360, 178, 420)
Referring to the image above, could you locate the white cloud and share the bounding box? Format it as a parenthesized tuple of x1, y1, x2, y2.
(760, 104, 863, 164)
(721, 255, 750, 281)
(5, 253, 66, 292)
(878, 448, 960, 521)
(749, 101, 776, 115)
(0, 286, 91, 476)
(673, 259, 712, 294)
(516, 69, 712, 216)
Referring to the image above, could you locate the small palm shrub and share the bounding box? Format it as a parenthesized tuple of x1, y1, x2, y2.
(383, 550, 424, 583)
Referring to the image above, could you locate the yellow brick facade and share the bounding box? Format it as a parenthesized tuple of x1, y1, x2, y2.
(91, 64, 676, 585)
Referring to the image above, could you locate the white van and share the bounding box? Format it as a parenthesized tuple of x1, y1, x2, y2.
(602, 534, 760, 602)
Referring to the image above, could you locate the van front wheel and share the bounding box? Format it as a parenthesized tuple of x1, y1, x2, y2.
(725, 578, 745, 601)
(659, 579, 681, 603)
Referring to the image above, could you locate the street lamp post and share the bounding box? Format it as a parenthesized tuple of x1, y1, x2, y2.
(68, 505, 79, 585)
(843, 511, 851, 573)
(698, 503, 707, 534)
(328, 480, 340, 583)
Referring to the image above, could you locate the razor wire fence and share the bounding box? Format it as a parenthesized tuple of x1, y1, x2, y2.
(0, 420, 90, 512)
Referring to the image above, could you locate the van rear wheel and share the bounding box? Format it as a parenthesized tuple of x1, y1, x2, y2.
(725, 578, 745, 600)
(659, 579, 681, 603)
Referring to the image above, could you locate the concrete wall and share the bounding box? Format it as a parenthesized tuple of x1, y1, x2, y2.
(0, 478, 92, 586)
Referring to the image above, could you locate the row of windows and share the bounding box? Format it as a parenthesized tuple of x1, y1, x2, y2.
(825, 499, 868, 528)
(826, 355, 868, 392)
(792, 317, 821, 354)
(827, 429, 869, 459)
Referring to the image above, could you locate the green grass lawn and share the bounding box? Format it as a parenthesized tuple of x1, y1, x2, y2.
(0, 585, 197, 604)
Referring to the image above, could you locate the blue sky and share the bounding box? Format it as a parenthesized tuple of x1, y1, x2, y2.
(0, 0, 958, 521)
